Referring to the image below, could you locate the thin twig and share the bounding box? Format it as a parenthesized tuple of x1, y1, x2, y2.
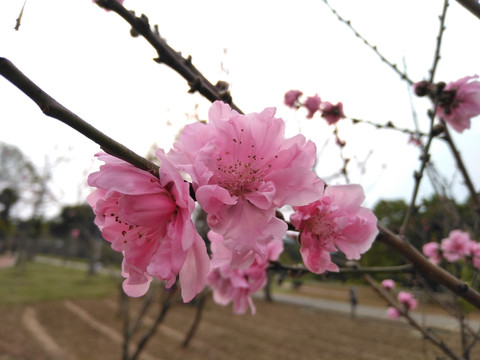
(350, 117, 427, 137)
(321, 0, 413, 85)
(365, 274, 464, 360)
(429, 0, 450, 83)
(441, 124, 480, 216)
(130, 285, 180, 360)
(14, 0, 27, 31)
(268, 261, 414, 276)
(95, 0, 243, 114)
(399, 105, 442, 235)
(182, 292, 207, 348)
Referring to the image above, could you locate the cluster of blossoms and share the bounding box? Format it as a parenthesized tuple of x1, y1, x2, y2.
(414, 75, 480, 133)
(284, 90, 345, 125)
(381, 279, 417, 319)
(422, 230, 480, 269)
(87, 101, 378, 313)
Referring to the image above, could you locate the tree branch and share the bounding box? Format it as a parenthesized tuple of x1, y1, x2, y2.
(365, 274, 464, 360)
(455, 0, 480, 20)
(377, 224, 480, 310)
(95, 0, 243, 114)
(0, 57, 160, 177)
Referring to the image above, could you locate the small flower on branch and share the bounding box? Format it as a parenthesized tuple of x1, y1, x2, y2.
(440, 229, 474, 263)
(381, 279, 395, 291)
(284, 89, 303, 108)
(303, 94, 322, 119)
(422, 241, 442, 264)
(320, 101, 345, 125)
(397, 291, 417, 311)
(414, 75, 480, 133)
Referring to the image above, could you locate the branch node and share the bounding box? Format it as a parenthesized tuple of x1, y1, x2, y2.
(188, 77, 202, 94)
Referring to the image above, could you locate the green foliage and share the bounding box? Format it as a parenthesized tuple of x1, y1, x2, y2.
(0, 261, 119, 306)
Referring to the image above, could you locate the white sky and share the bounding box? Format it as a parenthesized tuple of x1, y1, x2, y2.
(1, 0, 479, 218)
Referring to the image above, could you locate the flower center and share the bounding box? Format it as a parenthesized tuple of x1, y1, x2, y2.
(214, 131, 277, 197)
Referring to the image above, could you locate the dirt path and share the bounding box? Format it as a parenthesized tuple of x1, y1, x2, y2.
(22, 307, 76, 360)
(63, 300, 158, 360)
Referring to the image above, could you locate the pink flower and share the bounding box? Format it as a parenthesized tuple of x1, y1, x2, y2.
(303, 94, 322, 119)
(422, 241, 442, 264)
(437, 75, 480, 133)
(381, 279, 395, 291)
(169, 101, 323, 268)
(408, 135, 422, 147)
(87, 151, 209, 302)
(441, 230, 473, 262)
(320, 101, 345, 125)
(290, 184, 378, 274)
(284, 90, 303, 108)
(386, 307, 400, 319)
(206, 231, 283, 314)
(397, 291, 417, 311)
(471, 242, 480, 270)
(70, 228, 81, 239)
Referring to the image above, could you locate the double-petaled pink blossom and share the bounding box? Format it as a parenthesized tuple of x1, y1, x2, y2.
(381, 279, 395, 291)
(284, 90, 303, 108)
(87, 151, 209, 302)
(437, 75, 480, 133)
(440, 230, 473, 263)
(169, 101, 323, 268)
(290, 184, 378, 274)
(422, 241, 442, 264)
(206, 231, 283, 314)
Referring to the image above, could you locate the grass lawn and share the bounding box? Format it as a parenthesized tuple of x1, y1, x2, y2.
(0, 261, 120, 306)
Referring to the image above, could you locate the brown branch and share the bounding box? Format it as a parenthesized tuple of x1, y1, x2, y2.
(95, 0, 243, 114)
(456, 0, 480, 19)
(0, 57, 160, 177)
(129, 285, 180, 360)
(365, 274, 464, 360)
(377, 224, 480, 310)
(182, 291, 207, 348)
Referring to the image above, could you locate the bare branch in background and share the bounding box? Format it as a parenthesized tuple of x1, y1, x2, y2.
(321, 0, 414, 85)
(429, 0, 450, 83)
(365, 274, 464, 360)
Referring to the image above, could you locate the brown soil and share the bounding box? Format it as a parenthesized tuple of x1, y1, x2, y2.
(1, 289, 477, 360)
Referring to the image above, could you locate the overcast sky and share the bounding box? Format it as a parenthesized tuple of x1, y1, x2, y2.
(1, 0, 479, 218)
